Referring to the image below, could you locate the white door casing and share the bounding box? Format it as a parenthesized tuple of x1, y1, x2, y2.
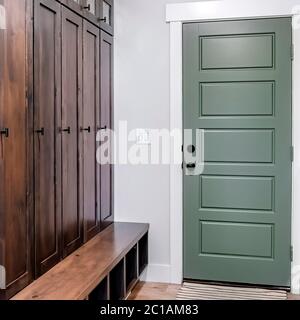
(168, 0, 300, 293)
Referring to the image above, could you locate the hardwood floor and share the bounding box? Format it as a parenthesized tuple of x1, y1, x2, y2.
(129, 282, 180, 300)
(129, 282, 300, 300)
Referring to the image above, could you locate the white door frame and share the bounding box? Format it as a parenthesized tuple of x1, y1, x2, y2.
(167, 0, 300, 293)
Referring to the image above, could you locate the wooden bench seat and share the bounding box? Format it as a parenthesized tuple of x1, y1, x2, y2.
(12, 222, 149, 300)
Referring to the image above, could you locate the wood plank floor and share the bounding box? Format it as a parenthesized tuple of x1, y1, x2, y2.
(129, 282, 180, 300)
(129, 282, 300, 300)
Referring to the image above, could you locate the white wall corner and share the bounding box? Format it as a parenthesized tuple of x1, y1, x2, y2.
(140, 264, 171, 283)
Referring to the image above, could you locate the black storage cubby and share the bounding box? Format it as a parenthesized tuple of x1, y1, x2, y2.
(109, 259, 125, 300)
(89, 276, 109, 300)
(138, 233, 148, 276)
(125, 245, 138, 292)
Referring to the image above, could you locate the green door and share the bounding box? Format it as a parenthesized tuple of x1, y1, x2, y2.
(183, 18, 292, 287)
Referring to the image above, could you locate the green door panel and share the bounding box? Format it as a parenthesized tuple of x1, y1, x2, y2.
(201, 34, 274, 69)
(200, 221, 273, 258)
(183, 18, 292, 287)
(204, 129, 274, 163)
(201, 176, 274, 211)
(200, 82, 274, 116)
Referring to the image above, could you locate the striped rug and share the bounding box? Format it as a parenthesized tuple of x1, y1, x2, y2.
(176, 282, 287, 300)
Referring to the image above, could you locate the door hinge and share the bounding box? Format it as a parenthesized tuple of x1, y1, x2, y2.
(0, 265, 6, 290)
(291, 44, 294, 61)
(291, 146, 294, 162)
(290, 245, 294, 262)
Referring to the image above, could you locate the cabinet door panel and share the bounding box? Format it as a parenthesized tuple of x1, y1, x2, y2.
(34, 0, 62, 276)
(83, 21, 100, 241)
(0, 0, 33, 299)
(100, 31, 114, 229)
(100, 0, 114, 35)
(61, 7, 83, 257)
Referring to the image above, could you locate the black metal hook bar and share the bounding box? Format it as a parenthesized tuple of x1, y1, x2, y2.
(82, 4, 91, 11)
(61, 127, 71, 134)
(0, 128, 9, 138)
(81, 126, 91, 133)
(35, 128, 45, 136)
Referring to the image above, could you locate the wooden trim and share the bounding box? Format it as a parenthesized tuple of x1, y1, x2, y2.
(25, 0, 34, 288)
(82, 19, 101, 241)
(61, 5, 84, 257)
(0, 0, 34, 299)
(100, 30, 114, 230)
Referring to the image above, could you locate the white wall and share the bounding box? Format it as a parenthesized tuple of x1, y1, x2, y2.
(114, 0, 203, 282)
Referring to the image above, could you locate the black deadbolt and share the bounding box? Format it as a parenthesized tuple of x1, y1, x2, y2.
(186, 162, 196, 169)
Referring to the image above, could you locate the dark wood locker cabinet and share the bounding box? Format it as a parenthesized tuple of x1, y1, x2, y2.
(100, 31, 114, 229)
(0, 0, 115, 299)
(82, 20, 101, 242)
(34, 0, 62, 277)
(0, 0, 33, 299)
(61, 7, 84, 257)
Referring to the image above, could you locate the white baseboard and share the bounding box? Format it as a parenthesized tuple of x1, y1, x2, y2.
(292, 264, 300, 294)
(140, 264, 171, 283)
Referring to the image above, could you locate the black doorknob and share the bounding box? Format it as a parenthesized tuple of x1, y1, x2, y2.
(0, 128, 9, 138)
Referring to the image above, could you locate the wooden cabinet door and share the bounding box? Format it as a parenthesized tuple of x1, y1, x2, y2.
(0, 0, 33, 299)
(34, 0, 62, 277)
(100, 31, 114, 229)
(100, 0, 114, 35)
(61, 7, 83, 257)
(82, 21, 100, 241)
